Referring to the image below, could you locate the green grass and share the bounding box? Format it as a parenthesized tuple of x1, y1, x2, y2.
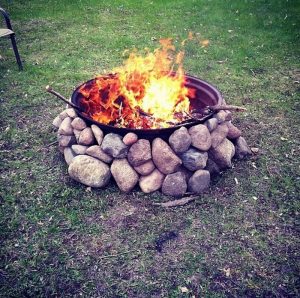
(1, 0, 299, 297)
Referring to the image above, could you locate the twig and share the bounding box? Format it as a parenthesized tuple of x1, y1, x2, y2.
(46, 85, 82, 111)
(99, 249, 139, 260)
(209, 104, 247, 112)
(153, 196, 198, 207)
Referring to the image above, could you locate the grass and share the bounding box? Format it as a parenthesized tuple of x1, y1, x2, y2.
(0, 0, 299, 297)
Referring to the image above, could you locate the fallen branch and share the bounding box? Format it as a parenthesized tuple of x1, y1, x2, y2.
(209, 104, 247, 112)
(153, 196, 198, 207)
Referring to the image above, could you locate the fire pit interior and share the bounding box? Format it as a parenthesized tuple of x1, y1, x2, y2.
(51, 38, 251, 197)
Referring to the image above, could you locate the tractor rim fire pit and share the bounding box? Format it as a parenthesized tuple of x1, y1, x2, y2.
(70, 73, 224, 138)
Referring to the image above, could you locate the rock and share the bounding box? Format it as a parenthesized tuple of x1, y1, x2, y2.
(86, 145, 113, 163)
(234, 137, 251, 159)
(209, 138, 235, 169)
(188, 170, 210, 193)
(78, 127, 95, 146)
(111, 159, 139, 192)
(73, 129, 81, 142)
(64, 147, 76, 165)
(58, 117, 73, 135)
(68, 155, 111, 188)
(59, 110, 69, 120)
(226, 122, 242, 140)
(177, 166, 193, 182)
(123, 132, 138, 146)
(71, 144, 88, 155)
(134, 160, 155, 175)
(213, 110, 227, 124)
(188, 124, 211, 151)
(52, 115, 62, 129)
(162, 172, 187, 197)
(66, 108, 77, 118)
(101, 133, 128, 158)
(91, 125, 104, 145)
(205, 158, 220, 177)
(128, 139, 151, 167)
(210, 122, 229, 148)
(139, 169, 165, 193)
(71, 117, 87, 130)
(58, 135, 76, 147)
(168, 127, 191, 153)
(181, 148, 208, 171)
(205, 118, 218, 132)
(152, 138, 182, 174)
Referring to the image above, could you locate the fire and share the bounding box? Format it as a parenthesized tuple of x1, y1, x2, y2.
(78, 38, 196, 129)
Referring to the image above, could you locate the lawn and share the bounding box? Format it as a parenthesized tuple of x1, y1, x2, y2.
(0, 0, 299, 297)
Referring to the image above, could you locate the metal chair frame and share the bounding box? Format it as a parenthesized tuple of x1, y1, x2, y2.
(0, 7, 23, 70)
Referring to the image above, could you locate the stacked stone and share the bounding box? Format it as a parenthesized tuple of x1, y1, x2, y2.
(53, 108, 251, 196)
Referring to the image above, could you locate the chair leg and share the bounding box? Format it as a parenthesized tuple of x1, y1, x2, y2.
(9, 34, 23, 71)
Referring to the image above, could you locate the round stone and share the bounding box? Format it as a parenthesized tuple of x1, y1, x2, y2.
(111, 159, 139, 192)
(181, 148, 208, 171)
(128, 139, 151, 167)
(123, 132, 138, 146)
(101, 133, 128, 158)
(168, 127, 191, 153)
(152, 138, 182, 174)
(68, 155, 111, 188)
(188, 124, 211, 151)
(188, 170, 210, 194)
(139, 169, 165, 193)
(78, 127, 95, 146)
(161, 172, 187, 197)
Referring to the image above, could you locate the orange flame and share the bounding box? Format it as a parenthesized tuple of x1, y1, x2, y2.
(78, 38, 196, 129)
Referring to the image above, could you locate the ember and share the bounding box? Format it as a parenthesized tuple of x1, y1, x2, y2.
(78, 38, 196, 129)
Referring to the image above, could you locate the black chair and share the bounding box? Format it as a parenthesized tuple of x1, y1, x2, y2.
(0, 7, 23, 70)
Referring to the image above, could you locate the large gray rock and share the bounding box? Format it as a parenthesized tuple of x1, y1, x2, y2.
(71, 117, 87, 130)
(58, 135, 76, 147)
(181, 148, 208, 171)
(86, 145, 113, 163)
(209, 138, 235, 169)
(161, 172, 187, 197)
(123, 132, 138, 146)
(152, 138, 182, 174)
(128, 139, 151, 167)
(64, 147, 77, 165)
(78, 127, 95, 146)
(234, 136, 251, 159)
(134, 160, 155, 175)
(58, 117, 73, 135)
(71, 144, 88, 155)
(188, 124, 211, 151)
(111, 159, 139, 192)
(139, 169, 165, 193)
(68, 155, 111, 188)
(188, 170, 210, 193)
(168, 127, 191, 153)
(210, 122, 229, 148)
(205, 118, 218, 132)
(91, 125, 104, 145)
(101, 133, 128, 158)
(226, 122, 242, 140)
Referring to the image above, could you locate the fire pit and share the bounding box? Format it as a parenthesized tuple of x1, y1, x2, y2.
(50, 38, 251, 197)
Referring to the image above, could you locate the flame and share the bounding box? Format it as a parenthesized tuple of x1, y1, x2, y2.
(78, 38, 196, 129)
